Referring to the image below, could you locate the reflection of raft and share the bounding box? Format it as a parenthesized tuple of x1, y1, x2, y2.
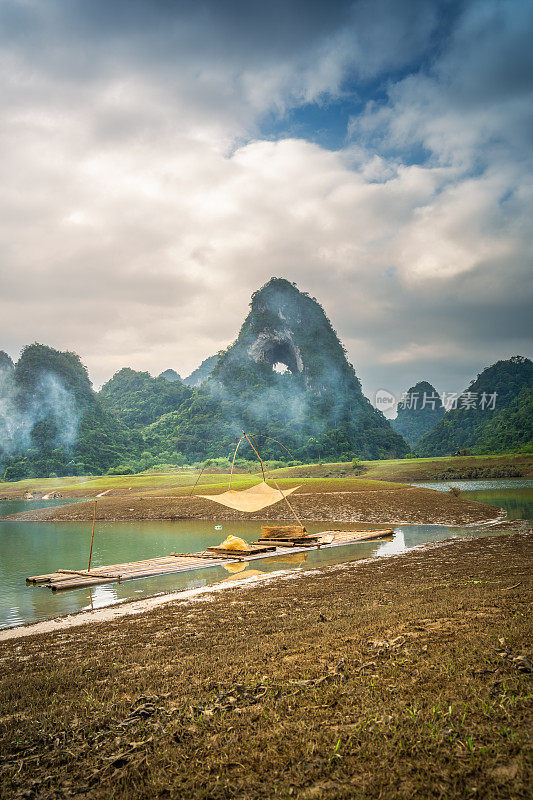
(26, 528, 394, 591)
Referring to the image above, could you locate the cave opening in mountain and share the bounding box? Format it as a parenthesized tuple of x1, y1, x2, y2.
(273, 362, 290, 374)
(268, 341, 300, 374)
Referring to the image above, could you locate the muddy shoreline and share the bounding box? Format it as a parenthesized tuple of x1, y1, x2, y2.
(1, 530, 531, 800)
(2, 519, 529, 641)
(2, 486, 500, 526)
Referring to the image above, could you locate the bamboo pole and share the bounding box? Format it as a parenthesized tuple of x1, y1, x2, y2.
(242, 430, 304, 526)
(228, 435, 244, 489)
(88, 498, 97, 571)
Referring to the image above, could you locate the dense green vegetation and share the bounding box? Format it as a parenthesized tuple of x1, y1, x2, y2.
(0, 344, 140, 480)
(415, 356, 533, 456)
(391, 380, 445, 447)
(182, 354, 219, 387)
(99, 367, 192, 428)
(1, 287, 531, 481)
(158, 368, 181, 382)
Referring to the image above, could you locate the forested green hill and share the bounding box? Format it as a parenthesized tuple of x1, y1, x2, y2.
(1, 344, 139, 479)
(99, 368, 192, 428)
(415, 357, 533, 455)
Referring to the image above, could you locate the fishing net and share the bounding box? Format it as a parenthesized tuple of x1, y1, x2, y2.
(196, 481, 300, 512)
(215, 535, 252, 551)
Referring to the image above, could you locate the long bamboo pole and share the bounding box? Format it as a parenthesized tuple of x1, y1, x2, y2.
(242, 430, 303, 526)
(228, 435, 244, 489)
(87, 498, 97, 571)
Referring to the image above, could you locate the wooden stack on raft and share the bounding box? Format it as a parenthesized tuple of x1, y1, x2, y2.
(205, 543, 276, 557)
(257, 525, 320, 547)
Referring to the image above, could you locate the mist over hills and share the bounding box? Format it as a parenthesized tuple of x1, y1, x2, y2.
(182, 356, 219, 388)
(0, 344, 138, 480)
(0, 281, 531, 480)
(145, 278, 407, 462)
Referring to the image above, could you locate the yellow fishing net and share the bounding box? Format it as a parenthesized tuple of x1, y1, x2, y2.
(216, 535, 252, 551)
(196, 481, 300, 512)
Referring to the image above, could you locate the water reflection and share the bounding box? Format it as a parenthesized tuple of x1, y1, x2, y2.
(411, 479, 533, 522)
(375, 530, 406, 556)
(221, 568, 265, 582)
(2, 477, 529, 629)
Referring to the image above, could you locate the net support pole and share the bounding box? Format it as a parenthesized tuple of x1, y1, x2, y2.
(242, 430, 304, 527)
(228, 435, 245, 489)
(88, 499, 97, 572)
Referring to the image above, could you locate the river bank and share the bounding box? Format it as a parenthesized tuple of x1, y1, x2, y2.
(1, 454, 531, 503)
(1, 531, 531, 799)
(2, 479, 501, 525)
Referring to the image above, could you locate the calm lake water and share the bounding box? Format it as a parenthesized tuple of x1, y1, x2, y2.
(1, 479, 530, 629)
(413, 478, 533, 521)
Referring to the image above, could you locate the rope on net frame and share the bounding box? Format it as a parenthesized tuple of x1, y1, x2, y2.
(240, 431, 303, 526)
(189, 433, 298, 494)
(188, 432, 304, 525)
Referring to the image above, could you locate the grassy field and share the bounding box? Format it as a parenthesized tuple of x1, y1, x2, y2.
(275, 453, 533, 482)
(2, 453, 529, 525)
(1, 531, 531, 800)
(1, 453, 530, 501)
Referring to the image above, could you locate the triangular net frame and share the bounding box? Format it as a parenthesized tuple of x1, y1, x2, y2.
(190, 432, 303, 522)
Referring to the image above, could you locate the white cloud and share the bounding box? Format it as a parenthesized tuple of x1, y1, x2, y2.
(0, 0, 531, 400)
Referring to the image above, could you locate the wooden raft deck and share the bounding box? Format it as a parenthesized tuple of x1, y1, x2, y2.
(26, 529, 394, 592)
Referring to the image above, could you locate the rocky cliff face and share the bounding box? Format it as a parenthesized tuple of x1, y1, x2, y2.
(162, 278, 408, 461)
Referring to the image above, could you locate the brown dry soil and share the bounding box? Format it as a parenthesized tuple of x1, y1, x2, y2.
(4, 481, 500, 526)
(1, 532, 531, 800)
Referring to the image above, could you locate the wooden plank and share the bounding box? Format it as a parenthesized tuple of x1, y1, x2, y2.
(55, 569, 122, 579)
(260, 524, 307, 539)
(206, 544, 275, 556)
(255, 540, 317, 548)
(257, 537, 319, 546)
(170, 551, 230, 560)
(320, 529, 394, 541)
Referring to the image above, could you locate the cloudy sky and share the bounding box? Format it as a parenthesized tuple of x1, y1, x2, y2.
(1, 0, 531, 403)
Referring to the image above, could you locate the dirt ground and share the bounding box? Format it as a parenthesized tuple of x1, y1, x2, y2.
(4, 483, 500, 526)
(1, 531, 531, 800)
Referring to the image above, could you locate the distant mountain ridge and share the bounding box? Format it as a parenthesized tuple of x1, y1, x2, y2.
(183, 355, 219, 387)
(415, 356, 533, 455)
(391, 380, 445, 448)
(2, 294, 531, 480)
(159, 368, 181, 383)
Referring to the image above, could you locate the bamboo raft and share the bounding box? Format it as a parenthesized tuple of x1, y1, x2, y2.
(26, 529, 394, 591)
